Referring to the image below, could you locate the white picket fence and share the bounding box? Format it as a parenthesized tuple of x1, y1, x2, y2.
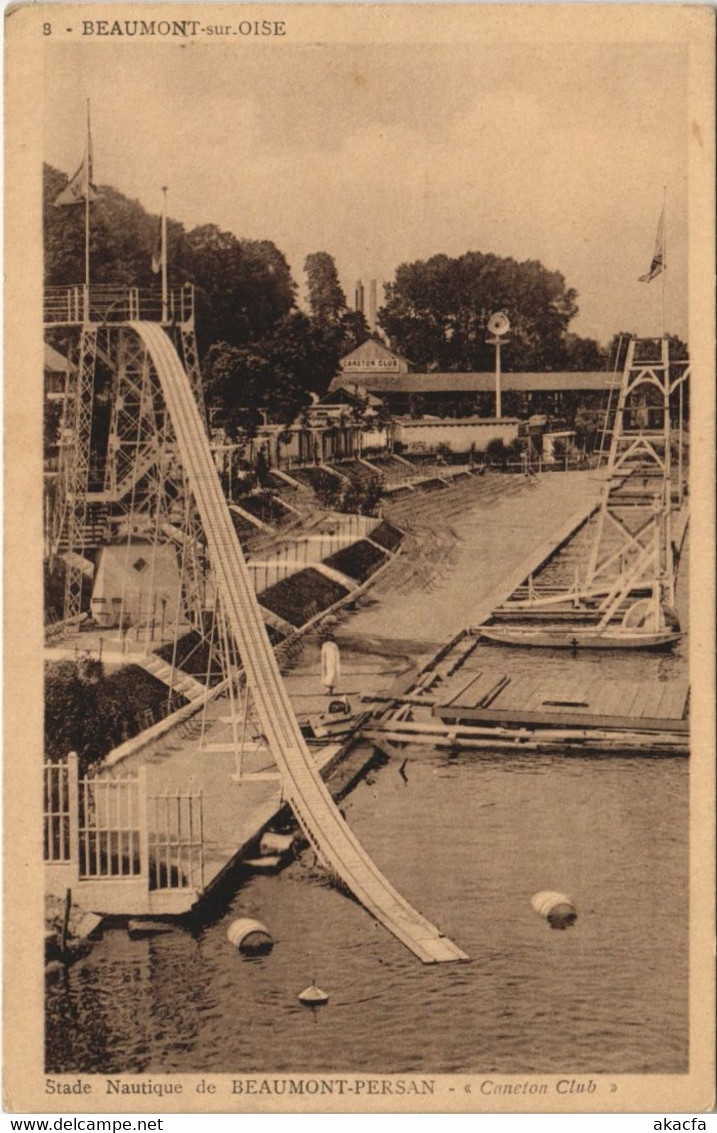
(44, 754, 203, 914)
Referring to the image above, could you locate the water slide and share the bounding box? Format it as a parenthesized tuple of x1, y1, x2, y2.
(132, 323, 467, 964)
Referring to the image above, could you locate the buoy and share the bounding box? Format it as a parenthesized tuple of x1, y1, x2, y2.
(531, 890, 577, 929)
(259, 832, 295, 858)
(298, 982, 329, 1006)
(227, 918, 274, 954)
(243, 855, 284, 873)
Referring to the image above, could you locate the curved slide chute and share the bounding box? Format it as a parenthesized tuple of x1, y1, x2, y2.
(131, 323, 467, 964)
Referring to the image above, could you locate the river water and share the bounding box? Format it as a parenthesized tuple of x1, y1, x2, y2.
(45, 749, 688, 1075)
(46, 474, 689, 1076)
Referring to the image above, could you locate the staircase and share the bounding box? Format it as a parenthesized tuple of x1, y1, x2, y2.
(139, 653, 208, 704)
(57, 501, 109, 552)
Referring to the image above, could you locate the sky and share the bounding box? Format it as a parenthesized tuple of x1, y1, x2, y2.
(43, 32, 690, 345)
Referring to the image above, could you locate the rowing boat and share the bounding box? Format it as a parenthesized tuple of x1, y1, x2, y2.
(477, 624, 683, 651)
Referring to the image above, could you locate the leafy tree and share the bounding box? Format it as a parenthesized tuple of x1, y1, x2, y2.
(304, 252, 347, 328)
(302, 254, 374, 391)
(573, 407, 604, 454)
(44, 164, 177, 289)
(562, 333, 607, 371)
(183, 224, 296, 354)
(379, 251, 589, 372)
(45, 660, 173, 772)
(485, 438, 511, 468)
(44, 166, 299, 359)
(264, 310, 339, 398)
(204, 337, 312, 442)
(337, 308, 371, 357)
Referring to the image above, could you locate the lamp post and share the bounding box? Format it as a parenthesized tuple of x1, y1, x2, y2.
(486, 312, 511, 419)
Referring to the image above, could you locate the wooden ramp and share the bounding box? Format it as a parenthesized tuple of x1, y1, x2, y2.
(133, 322, 467, 965)
(434, 670, 689, 733)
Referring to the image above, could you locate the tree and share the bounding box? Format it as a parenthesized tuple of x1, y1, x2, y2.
(183, 224, 296, 354)
(304, 252, 347, 328)
(379, 251, 586, 372)
(204, 337, 312, 442)
(336, 308, 371, 357)
(303, 254, 373, 389)
(264, 310, 338, 398)
(44, 164, 176, 289)
(562, 333, 607, 371)
(485, 438, 511, 468)
(573, 406, 604, 454)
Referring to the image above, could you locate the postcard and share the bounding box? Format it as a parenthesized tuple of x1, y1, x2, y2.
(3, 2, 715, 1116)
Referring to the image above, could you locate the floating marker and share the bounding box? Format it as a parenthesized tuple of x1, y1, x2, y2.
(259, 832, 295, 857)
(298, 982, 329, 1006)
(227, 918, 274, 954)
(531, 891, 577, 929)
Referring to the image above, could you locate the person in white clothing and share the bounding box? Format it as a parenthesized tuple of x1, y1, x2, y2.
(320, 636, 341, 696)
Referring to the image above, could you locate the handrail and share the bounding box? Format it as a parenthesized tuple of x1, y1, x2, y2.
(44, 284, 194, 326)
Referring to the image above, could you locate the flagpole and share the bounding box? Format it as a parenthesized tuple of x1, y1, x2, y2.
(161, 186, 168, 323)
(661, 185, 667, 338)
(84, 99, 91, 322)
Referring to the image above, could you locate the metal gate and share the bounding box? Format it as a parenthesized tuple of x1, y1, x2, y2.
(44, 754, 204, 905)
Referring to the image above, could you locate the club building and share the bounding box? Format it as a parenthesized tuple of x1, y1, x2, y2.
(328, 338, 611, 456)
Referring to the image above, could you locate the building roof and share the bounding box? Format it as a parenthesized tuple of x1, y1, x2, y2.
(339, 337, 411, 374)
(44, 343, 69, 373)
(330, 371, 612, 395)
(321, 386, 384, 408)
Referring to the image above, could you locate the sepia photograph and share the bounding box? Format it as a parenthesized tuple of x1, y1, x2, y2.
(3, 2, 715, 1115)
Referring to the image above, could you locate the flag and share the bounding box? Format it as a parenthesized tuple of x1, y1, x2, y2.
(151, 216, 163, 273)
(639, 207, 665, 282)
(54, 120, 98, 206)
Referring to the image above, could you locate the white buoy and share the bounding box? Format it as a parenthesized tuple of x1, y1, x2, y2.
(298, 982, 329, 1006)
(531, 890, 577, 929)
(227, 918, 274, 954)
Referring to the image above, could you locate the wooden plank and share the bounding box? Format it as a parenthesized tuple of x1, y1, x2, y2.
(603, 681, 643, 719)
(437, 670, 483, 708)
(444, 635, 480, 676)
(434, 704, 689, 733)
(453, 670, 507, 709)
(653, 680, 690, 721)
(538, 685, 590, 709)
(625, 682, 661, 720)
(479, 674, 512, 707)
(643, 682, 676, 719)
(493, 676, 543, 711)
(457, 670, 506, 708)
(522, 681, 561, 712)
(588, 681, 626, 717)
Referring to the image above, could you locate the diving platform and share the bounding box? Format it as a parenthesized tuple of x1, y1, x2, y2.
(44, 282, 195, 326)
(433, 671, 689, 733)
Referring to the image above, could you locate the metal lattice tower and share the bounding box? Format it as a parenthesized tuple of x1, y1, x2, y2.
(60, 327, 98, 619)
(584, 337, 689, 609)
(45, 284, 208, 633)
(493, 336, 690, 634)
